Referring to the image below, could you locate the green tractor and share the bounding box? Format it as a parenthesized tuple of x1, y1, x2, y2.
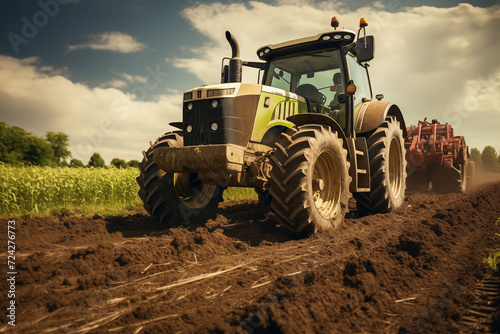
(137, 17, 407, 236)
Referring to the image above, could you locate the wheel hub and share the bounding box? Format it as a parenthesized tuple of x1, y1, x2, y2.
(312, 150, 341, 220)
(388, 137, 402, 198)
(313, 179, 325, 191)
(174, 173, 217, 209)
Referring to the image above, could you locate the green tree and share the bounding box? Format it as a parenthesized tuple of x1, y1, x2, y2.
(46, 132, 71, 165)
(0, 122, 55, 166)
(88, 153, 105, 168)
(469, 148, 482, 168)
(70, 158, 84, 168)
(482, 146, 498, 173)
(110, 158, 128, 169)
(0, 122, 24, 164)
(127, 159, 139, 168)
(25, 136, 55, 166)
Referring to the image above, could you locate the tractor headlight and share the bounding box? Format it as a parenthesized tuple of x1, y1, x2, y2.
(211, 100, 219, 108)
(186, 125, 193, 133)
(259, 48, 271, 58)
(187, 103, 193, 111)
(211, 122, 218, 131)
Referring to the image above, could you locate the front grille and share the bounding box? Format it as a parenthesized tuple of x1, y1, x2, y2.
(183, 99, 224, 146)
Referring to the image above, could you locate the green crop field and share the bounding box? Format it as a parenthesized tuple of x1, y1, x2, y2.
(0, 164, 142, 217)
(0, 164, 257, 217)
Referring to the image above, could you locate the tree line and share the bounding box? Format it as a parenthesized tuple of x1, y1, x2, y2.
(2, 121, 499, 172)
(0, 122, 138, 168)
(469, 146, 500, 173)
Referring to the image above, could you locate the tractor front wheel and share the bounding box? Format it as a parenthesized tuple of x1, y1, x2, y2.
(269, 125, 351, 236)
(137, 132, 224, 227)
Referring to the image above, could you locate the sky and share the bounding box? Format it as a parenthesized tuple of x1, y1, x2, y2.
(1, 0, 499, 164)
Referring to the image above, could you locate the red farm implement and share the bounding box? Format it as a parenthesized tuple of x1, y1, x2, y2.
(404, 119, 474, 193)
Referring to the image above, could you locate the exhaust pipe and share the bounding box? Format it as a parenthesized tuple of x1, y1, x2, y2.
(225, 31, 242, 83)
(226, 31, 240, 58)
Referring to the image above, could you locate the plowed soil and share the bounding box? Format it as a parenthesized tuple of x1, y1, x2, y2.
(1, 182, 500, 333)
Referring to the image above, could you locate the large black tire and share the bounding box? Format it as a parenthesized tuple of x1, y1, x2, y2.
(269, 125, 351, 236)
(354, 116, 406, 213)
(431, 165, 464, 194)
(136, 132, 224, 227)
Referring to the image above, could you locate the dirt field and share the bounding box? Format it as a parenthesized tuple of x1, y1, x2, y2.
(1, 182, 500, 333)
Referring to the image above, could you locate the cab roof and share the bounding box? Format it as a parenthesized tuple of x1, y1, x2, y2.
(257, 29, 356, 61)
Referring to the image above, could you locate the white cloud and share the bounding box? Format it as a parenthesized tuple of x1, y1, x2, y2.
(103, 79, 128, 89)
(101, 72, 148, 89)
(175, 1, 500, 150)
(0, 55, 181, 163)
(176, 1, 349, 83)
(68, 32, 146, 53)
(121, 73, 147, 83)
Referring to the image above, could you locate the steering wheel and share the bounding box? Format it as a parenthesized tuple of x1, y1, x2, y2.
(295, 84, 326, 108)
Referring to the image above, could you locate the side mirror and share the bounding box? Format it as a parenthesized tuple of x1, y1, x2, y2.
(356, 35, 374, 63)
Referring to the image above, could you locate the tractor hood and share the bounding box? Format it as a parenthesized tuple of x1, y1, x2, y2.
(180, 82, 308, 147)
(182, 82, 256, 103)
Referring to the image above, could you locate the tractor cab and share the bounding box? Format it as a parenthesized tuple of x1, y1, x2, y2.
(263, 47, 348, 128)
(222, 17, 376, 137)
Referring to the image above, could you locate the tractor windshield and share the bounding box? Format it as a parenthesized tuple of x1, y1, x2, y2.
(264, 48, 346, 126)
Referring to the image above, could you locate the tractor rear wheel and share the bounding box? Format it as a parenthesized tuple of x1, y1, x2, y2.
(137, 132, 224, 227)
(354, 116, 406, 213)
(269, 125, 351, 236)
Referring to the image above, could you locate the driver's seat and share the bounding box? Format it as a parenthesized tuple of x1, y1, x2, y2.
(295, 84, 325, 113)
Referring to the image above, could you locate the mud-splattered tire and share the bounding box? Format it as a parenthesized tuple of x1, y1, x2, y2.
(269, 125, 351, 236)
(136, 132, 224, 227)
(354, 116, 406, 213)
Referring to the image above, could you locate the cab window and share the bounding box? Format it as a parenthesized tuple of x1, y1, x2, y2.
(347, 55, 372, 110)
(267, 68, 292, 91)
(264, 48, 346, 126)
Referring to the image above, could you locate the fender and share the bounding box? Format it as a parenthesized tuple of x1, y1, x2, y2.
(355, 101, 407, 137)
(286, 113, 350, 158)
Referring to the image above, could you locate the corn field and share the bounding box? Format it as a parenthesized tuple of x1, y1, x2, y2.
(0, 164, 141, 216)
(0, 164, 259, 217)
